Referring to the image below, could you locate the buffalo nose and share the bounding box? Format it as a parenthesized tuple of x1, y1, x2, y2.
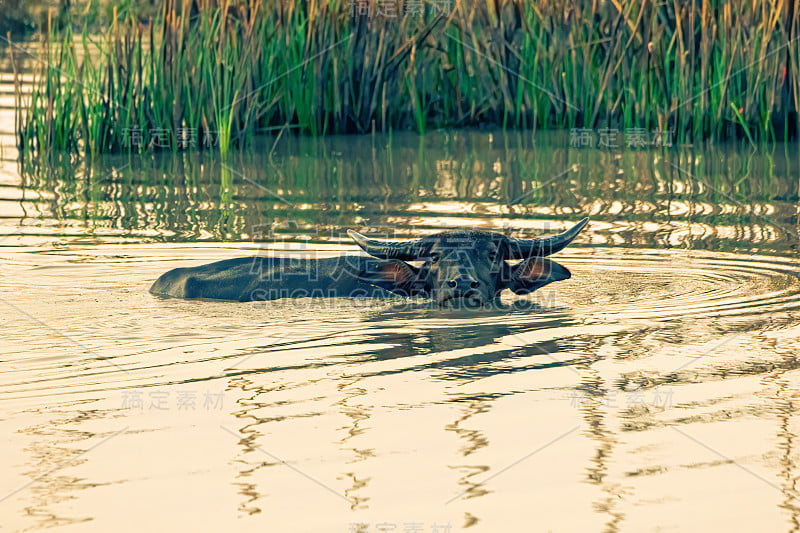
(447, 278, 480, 290)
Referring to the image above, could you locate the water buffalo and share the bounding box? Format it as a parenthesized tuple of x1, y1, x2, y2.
(150, 217, 589, 306)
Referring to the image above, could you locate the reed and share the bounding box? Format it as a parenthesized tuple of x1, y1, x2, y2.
(14, 0, 800, 157)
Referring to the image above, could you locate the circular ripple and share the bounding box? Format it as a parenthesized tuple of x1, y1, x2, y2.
(560, 249, 800, 321)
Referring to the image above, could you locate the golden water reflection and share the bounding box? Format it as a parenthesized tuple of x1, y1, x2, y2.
(1, 130, 799, 531)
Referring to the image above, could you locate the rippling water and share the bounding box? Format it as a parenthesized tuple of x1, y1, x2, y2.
(2, 71, 800, 531)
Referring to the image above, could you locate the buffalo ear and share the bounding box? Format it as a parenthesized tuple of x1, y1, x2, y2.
(505, 258, 571, 295)
(358, 260, 425, 296)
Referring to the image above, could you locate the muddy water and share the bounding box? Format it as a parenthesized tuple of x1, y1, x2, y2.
(1, 94, 800, 532)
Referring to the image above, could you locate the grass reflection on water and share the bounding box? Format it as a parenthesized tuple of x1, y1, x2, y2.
(15, 130, 800, 256)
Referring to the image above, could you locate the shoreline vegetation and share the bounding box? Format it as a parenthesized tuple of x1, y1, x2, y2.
(11, 0, 800, 157)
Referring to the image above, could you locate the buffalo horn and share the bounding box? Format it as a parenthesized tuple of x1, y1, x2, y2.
(505, 217, 589, 259)
(347, 230, 429, 260)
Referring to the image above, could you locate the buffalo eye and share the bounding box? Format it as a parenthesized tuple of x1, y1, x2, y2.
(429, 253, 440, 264)
(488, 251, 498, 261)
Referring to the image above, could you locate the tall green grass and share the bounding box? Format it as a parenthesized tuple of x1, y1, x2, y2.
(14, 0, 800, 157)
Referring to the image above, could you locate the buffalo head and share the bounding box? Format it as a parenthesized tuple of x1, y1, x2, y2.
(348, 217, 589, 307)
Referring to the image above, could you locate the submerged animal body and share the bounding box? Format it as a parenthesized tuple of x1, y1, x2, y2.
(150, 218, 589, 306)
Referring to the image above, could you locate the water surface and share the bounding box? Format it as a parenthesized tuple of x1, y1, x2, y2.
(2, 75, 800, 531)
